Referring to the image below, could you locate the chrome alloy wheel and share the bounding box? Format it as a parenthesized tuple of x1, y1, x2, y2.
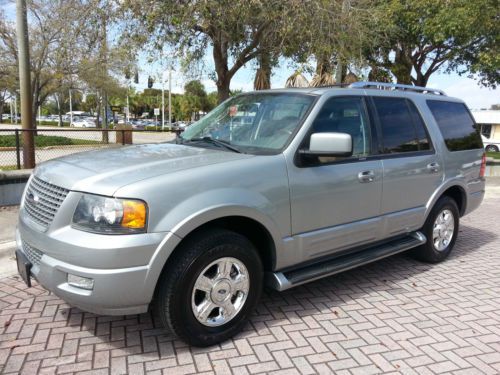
(433, 209, 455, 251)
(191, 257, 250, 327)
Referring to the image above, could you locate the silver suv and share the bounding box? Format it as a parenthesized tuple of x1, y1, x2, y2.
(16, 82, 486, 346)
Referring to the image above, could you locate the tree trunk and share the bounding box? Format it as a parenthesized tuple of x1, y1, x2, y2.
(412, 71, 429, 87)
(310, 54, 335, 87)
(212, 34, 232, 103)
(254, 51, 271, 90)
(392, 47, 413, 85)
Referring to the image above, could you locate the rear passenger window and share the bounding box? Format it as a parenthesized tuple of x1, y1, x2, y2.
(427, 101, 483, 151)
(373, 97, 419, 153)
(407, 101, 431, 151)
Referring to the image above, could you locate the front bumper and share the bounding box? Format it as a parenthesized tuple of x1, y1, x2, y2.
(16, 215, 176, 315)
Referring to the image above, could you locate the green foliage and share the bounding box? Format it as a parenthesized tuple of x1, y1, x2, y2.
(486, 152, 500, 160)
(0, 135, 100, 148)
(372, 0, 500, 87)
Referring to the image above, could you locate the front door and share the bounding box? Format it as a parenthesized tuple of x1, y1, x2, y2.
(287, 96, 383, 261)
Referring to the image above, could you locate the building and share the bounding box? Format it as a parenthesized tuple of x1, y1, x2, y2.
(472, 110, 500, 152)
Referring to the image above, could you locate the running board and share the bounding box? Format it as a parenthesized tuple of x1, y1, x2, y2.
(266, 232, 426, 291)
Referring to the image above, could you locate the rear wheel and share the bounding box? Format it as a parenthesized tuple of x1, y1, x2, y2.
(154, 228, 263, 347)
(485, 145, 498, 152)
(411, 196, 459, 263)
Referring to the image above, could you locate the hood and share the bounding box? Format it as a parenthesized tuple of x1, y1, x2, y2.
(34, 143, 251, 196)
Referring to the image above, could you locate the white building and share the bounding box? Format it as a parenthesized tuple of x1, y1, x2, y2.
(472, 110, 500, 152)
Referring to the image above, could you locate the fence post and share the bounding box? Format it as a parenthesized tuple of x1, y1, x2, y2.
(15, 129, 21, 170)
(122, 130, 125, 145)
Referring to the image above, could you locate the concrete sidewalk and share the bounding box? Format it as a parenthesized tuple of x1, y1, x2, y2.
(0, 205, 18, 276)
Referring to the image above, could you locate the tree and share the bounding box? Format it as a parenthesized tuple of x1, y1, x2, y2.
(0, 34, 17, 120)
(185, 80, 211, 112)
(280, 0, 384, 86)
(0, 0, 107, 126)
(371, 0, 500, 87)
(124, 0, 294, 102)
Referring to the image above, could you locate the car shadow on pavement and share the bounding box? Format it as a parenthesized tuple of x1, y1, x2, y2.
(9, 224, 495, 355)
(249, 224, 497, 336)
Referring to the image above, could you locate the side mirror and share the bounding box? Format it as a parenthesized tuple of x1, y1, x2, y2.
(301, 132, 353, 157)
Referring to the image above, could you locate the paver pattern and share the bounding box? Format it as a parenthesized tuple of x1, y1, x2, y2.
(1, 197, 499, 375)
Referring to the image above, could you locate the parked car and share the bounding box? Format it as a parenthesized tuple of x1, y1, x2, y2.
(16, 82, 485, 347)
(172, 121, 189, 131)
(71, 118, 96, 128)
(129, 120, 146, 130)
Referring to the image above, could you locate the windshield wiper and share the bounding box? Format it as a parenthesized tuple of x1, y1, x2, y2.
(187, 137, 242, 153)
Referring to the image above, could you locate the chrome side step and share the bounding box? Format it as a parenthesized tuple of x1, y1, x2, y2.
(266, 232, 426, 291)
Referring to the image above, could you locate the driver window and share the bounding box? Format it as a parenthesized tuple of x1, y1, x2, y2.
(310, 97, 372, 163)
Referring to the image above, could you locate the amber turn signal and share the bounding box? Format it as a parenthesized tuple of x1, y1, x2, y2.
(121, 200, 147, 229)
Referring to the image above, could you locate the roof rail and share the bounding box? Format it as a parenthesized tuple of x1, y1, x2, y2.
(349, 81, 446, 96)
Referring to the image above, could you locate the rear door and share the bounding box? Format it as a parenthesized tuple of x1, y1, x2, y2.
(370, 96, 443, 238)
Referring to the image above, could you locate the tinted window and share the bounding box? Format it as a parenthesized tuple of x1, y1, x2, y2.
(480, 124, 491, 139)
(427, 100, 483, 151)
(407, 101, 431, 151)
(310, 97, 371, 158)
(373, 97, 419, 153)
(182, 93, 315, 153)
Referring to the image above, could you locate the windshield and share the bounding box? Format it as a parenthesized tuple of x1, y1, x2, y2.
(181, 93, 316, 154)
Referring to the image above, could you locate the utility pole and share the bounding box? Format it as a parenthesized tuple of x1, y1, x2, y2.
(168, 67, 172, 128)
(69, 89, 73, 125)
(126, 84, 130, 124)
(16, 0, 35, 168)
(162, 71, 165, 130)
(336, 0, 349, 86)
(14, 93, 18, 124)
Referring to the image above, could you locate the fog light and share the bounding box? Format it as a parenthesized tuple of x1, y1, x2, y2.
(67, 274, 94, 290)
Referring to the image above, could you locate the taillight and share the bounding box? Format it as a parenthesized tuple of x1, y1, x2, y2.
(479, 153, 486, 178)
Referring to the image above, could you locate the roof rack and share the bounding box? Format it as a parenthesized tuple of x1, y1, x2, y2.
(349, 81, 446, 96)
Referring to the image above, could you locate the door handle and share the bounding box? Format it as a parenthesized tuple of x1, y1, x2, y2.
(427, 162, 440, 173)
(358, 170, 375, 183)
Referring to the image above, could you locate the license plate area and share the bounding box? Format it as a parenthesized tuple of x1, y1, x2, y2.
(16, 250, 32, 287)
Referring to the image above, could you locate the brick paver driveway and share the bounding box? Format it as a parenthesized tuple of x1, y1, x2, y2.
(1, 196, 499, 375)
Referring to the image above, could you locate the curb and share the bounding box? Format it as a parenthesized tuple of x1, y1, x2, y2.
(0, 241, 17, 278)
(0, 241, 16, 257)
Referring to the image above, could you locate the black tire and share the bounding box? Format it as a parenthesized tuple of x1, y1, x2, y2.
(154, 228, 263, 347)
(485, 145, 498, 152)
(411, 196, 459, 263)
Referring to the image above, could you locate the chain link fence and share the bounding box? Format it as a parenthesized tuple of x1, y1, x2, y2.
(0, 128, 178, 170)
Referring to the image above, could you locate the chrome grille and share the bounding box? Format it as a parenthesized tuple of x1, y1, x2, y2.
(24, 176, 69, 230)
(23, 241, 44, 266)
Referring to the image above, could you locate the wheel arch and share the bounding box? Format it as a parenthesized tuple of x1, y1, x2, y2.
(144, 207, 282, 304)
(441, 185, 466, 216)
(426, 181, 467, 220)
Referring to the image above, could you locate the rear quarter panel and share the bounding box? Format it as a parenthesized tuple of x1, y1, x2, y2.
(410, 95, 485, 218)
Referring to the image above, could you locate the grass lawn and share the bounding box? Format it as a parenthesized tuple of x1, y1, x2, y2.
(486, 151, 500, 160)
(0, 134, 101, 147)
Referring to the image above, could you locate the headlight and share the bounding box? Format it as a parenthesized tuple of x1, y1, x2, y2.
(72, 194, 147, 234)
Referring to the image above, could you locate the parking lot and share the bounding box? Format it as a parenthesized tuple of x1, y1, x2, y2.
(0, 184, 499, 374)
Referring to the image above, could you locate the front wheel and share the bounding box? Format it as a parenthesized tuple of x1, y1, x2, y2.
(485, 145, 499, 152)
(411, 196, 459, 263)
(154, 229, 263, 346)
